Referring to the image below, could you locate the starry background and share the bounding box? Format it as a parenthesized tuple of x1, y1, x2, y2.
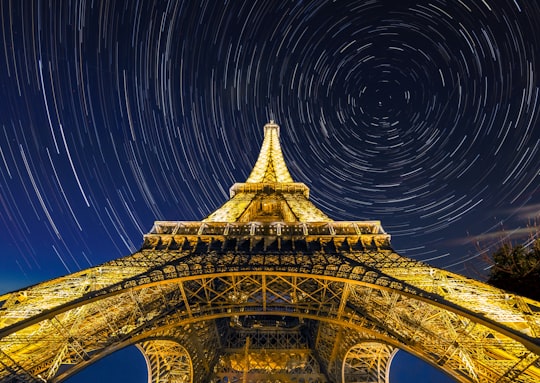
(1, 1, 539, 382)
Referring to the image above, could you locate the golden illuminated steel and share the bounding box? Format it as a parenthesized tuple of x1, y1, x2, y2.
(138, 340, 193, 383)
(204, 121, 331, 223)
(342, 342, 397, 383)
(0, 121, 539, 382)
(245, 120, 294, 184)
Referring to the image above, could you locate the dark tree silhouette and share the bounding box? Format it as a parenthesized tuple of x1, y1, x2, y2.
(487, 239, 540, 301)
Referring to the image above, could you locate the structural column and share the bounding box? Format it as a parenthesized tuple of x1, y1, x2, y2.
(138, 340, 193, 383)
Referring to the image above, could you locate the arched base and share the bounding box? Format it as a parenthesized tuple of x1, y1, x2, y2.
(343, 342, 397, 383)
(138, 340, 193, 383)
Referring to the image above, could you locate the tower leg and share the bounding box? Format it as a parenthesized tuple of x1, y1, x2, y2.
(137, 340, 193, 383)
(342, 342, 397, 383)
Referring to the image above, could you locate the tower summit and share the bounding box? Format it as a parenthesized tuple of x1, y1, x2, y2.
(246, 120, 292, 183)
(1, 121, 540, 382)
(204, 120, 332, 223)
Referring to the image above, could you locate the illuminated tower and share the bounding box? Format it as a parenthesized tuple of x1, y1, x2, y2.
(1, 121, 540, 382)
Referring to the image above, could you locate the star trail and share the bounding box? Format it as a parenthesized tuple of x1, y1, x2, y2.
(1, 0, 539, 297)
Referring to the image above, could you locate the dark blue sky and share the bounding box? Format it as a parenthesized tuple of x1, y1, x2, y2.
(1, 0, 539, 381)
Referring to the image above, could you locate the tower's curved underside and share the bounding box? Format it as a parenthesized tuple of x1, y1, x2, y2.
(1, 121, 540, 383)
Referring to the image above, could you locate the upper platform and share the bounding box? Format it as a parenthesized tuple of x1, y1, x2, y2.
(148, 120, 388, 241)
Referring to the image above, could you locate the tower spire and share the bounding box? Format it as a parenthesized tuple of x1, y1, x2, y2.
(245, 120, 294, 183)
(203, 120, 331, 222)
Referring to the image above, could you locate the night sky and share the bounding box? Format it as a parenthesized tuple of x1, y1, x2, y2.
(1, 1, 539, 382)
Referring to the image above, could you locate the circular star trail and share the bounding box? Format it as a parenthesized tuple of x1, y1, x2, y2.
(0, 0, 539, 291)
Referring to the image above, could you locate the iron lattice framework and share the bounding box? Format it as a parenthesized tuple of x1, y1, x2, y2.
(1, 121, 540, 383)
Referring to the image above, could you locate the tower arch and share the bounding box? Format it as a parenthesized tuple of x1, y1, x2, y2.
(137, 340, 193, 383)
(342, 341, 397, 383)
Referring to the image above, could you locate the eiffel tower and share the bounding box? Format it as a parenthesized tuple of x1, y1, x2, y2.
(1, 121, 540, 383)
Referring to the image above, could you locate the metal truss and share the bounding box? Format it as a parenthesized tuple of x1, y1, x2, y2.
(138, 340, 192, 383)
(342, 342, 397, 383)
(213, 329, 326, 382)
(1, 255, 539, 382)
(1, 121, 540, 382)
